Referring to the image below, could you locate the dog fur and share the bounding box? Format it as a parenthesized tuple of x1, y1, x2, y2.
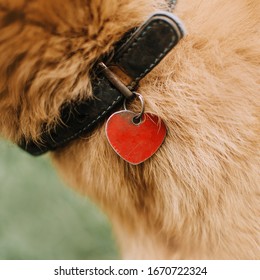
(0, 0, 259, 259)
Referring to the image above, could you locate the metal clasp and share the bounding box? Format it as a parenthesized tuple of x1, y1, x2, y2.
(98, 62, 134, 99)
(123, 92, 145, 124)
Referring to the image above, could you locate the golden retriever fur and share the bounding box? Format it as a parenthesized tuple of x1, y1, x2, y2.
(0, 0, 259, 259)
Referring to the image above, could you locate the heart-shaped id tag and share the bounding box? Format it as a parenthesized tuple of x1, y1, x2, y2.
(106, 110, 166, 165)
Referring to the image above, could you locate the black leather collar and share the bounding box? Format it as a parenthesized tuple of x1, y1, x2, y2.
(19, 11, 185, 156)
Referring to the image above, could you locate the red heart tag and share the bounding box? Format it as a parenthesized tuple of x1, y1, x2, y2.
(106, 110, 166, 165)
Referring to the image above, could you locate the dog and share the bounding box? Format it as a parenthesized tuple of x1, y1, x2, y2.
(0, 0, 259, 259)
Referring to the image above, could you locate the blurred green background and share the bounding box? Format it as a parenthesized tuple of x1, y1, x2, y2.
(0, 140, 119, 259)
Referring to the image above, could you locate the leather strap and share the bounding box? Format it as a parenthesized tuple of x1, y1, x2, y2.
(113, 13, 184, 89)
(19, 12, 185, 156)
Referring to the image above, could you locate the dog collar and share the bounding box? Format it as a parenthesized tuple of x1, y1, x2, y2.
(19, 11, 185, 156)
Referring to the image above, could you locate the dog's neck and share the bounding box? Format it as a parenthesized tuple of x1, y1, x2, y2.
(19, 5, 183, 157)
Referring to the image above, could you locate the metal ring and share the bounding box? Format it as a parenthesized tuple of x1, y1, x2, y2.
(123, 92, 145, 122)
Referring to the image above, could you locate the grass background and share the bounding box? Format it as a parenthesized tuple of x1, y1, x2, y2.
(0, 140, 119, 260)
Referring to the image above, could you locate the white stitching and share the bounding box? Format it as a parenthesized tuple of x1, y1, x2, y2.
(131, 23, 176, 87)
(52, 95, 123, 147)
(118, 20, 176, 88)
